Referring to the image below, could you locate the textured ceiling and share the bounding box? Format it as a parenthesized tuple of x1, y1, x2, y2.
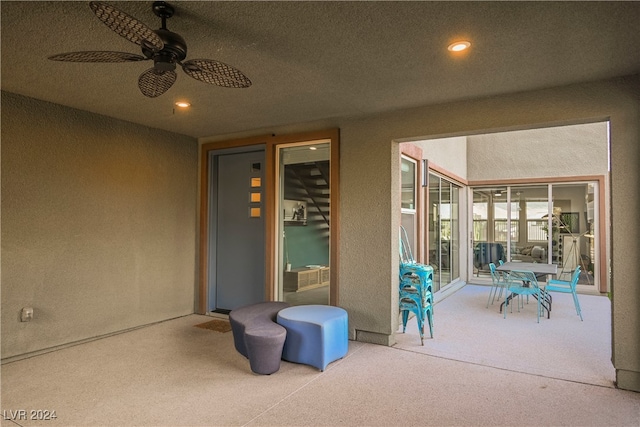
(2, 1, 639, 139)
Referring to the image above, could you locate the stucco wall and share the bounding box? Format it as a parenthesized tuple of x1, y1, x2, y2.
(467, 122, 609, 180)
(1, 92, 198, 359)
(412, 136, 468, 179)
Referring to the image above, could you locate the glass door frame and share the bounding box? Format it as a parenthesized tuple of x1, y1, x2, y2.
(272, 131, 340, 306)
(468, 176, 606, 292)
(428, 170, 462, 292)
(275, 140, 331, 305)
(400, 154, 419, 261)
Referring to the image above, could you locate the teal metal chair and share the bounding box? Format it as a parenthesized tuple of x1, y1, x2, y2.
(544, 266, 583, 320)
(486, 262, 506, 308)
(503, 270, 545, 323)
(399, 280, 433, 345)
(399, 226, 434, 344)
(399, 263, 434, 344)
(399, 225, 432, 288)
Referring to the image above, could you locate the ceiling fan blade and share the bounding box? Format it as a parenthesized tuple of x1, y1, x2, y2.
(181, 59, 252, 88)
(48, 51, 147, 63)
(89, 1, 163, 51)
(138, 68, 177, 98)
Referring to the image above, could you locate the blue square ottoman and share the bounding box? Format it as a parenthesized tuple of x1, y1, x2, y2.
(276, 305, 348, 371)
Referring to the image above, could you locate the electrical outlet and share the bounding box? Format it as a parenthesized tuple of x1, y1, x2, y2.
(21, 307, 33, 322)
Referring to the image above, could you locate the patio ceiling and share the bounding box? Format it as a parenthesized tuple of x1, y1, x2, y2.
(2, 1, 639, 138)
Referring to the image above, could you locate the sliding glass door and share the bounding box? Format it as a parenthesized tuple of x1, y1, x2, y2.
(552, 183, 596, 284)
(428, 172, 460, 292)
(511, 185, 551, 265)
(471, 182, 599, 287)
(471, 187, 508, 277)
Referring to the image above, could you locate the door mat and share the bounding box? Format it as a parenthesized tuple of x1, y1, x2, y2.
(195, 319, 232, 333)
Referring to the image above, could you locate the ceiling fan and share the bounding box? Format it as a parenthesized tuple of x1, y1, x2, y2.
(49, 1, 252, 98)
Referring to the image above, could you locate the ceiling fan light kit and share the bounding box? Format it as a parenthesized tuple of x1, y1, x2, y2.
(48, 1, 252, 98)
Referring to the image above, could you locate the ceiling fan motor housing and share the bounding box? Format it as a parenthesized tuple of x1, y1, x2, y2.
(144, 28, 187, 72)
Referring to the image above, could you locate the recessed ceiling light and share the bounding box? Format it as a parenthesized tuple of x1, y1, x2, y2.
(175, 101, 191, 108)
(448, 41, 471, 52)
(309, 146, 317, 150)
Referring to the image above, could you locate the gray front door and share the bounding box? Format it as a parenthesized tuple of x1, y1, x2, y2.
(210, 149, 265, 312)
